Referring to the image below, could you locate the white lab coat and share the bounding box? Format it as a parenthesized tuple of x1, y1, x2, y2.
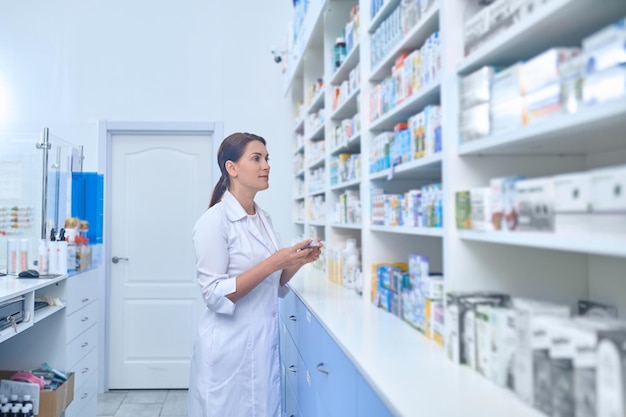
(188, 190, 288, 417)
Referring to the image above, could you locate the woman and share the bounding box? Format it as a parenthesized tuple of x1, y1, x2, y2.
(188, 132, 322, 417)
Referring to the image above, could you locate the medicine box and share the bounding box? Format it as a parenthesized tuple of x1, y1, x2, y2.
(583, 65, 626, 106)
(490, 96, 524, 133)
(513, 298, 570, 407)
(520, 47, 580, 95)
(549, 319, 577, 417)
(554, 171, 591, 235)
(491, 63, 523, 105)
(578, 299, 618, 319)
(463, 7, 490, 57)
(590, 165, 626, 235)
(470, 187, 493, 231)
(460, 103, 490, 142)
(490, 176, 526, 231)
(582, 16, 626, 75)
(489, 307, 516, 389)
(515, 176, 555, 232)
(455, 191, 472, 229)
(460, 66, 496, 108)
(0, 371, 75, 417)
(523, 82, 563, 125)
(475, 304, 493, 378)
(596, 329, 626, 417)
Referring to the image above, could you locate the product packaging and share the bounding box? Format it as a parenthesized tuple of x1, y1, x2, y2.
(490, 176, 526, 231)
(489, 306, 516, 389)
(582, 17, 626, 75)
(596, 329, 626, 417)
(589, 165, 626, 236)
(470, 187, 493, 231)
(583, 65, 626, 106)
(460, 66, 496, 109)
(460, 103, 490, 142)
(521, 47, 581, 95)
(513, 298, 571, 408)
(455, 191, 472, 229)
(515, 176, 555, 232)
(554, 171, 592, 235)
(578, 300, 619, 319)
(549, 318, 577, 417)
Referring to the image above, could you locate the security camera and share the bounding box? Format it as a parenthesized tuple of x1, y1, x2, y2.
(271, 46, 283, 64)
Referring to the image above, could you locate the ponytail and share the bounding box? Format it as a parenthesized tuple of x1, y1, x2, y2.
(207, 132, 267, 209)
(209, 173, 229, 208)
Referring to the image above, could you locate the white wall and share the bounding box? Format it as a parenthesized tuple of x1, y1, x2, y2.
(0, 0, 295, 390)
(0, 1, 293, 240)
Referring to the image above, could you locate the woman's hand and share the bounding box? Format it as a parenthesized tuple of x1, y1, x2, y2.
(271, 239, 323, 270)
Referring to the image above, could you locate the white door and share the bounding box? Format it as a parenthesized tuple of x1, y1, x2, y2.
(109, 132, 213, 389)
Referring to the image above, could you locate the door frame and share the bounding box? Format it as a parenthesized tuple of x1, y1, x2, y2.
(97, 121, 222, 391)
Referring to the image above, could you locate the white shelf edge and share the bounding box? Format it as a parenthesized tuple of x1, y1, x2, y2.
(330, 42, 361, 86)
(307, 156, 326, 169)
(330, 87, 361, 121)
(458, 97, 626, 155)
(369, 81, 441, 131)
(306, 90, 325, 115)
(369, 153, 443, 180)
(330, 223, 362, 230)
(370, 225, 444, 237)
(294, 195, 305, 201)
(293, 144, 305, 155)
(33, 304, 66, 324)
(330, 178, 361, 191)
(305, 123, 325, 142)
(329, 132, 362, 155)
(309, 220, 326, 227)
(294, 118, 305, 133)
(308, 190, 326, 197)
(458, 230, 626, 258)
(0, 321, 33, 344)
(295, 169, 305, 177)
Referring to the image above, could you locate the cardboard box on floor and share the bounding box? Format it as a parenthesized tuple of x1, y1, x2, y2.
(0, 371, 74, 417)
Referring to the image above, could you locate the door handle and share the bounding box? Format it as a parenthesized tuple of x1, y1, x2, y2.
(288, 365, 297, 373)
(288, 315, 296, 321)
(112, 256, 129, 264)
(316, 362, 329, 374)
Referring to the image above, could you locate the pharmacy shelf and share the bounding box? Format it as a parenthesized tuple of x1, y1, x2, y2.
(308, 189, 326, 197)
(294, 143, 304, 155)
(370, 5, 439, 82)
(458, 230, 626, 258)
(294, 195, 305, 201)
(295, 169, 305, 177)
(368, 0, 401, 34)
(306, 123, 325, 142)
(306, 90, 325, 115)
(458, 97, 626, 156)
(294, 118, 305, 134)
(330, 87, 361, 121)
(369, 81, 441, 131)
(330, 223, 362, 230)
(309, 220, 326, 227)
(308, 155, 325, 169)
(458, 0, 626, 75)
(283, 0, 327, 94)
(329, 132, 361, 156)
(371, 225, 444, 237)
(370, 153, 442, 181)
(330, 42, 361, 86)
(294, 220, 305, 225)
(330, 178, 361, 191)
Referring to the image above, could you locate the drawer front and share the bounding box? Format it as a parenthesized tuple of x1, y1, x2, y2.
(70, 347, 98, 393)
(285, 379, 300, 417)
(284, 327, 299, 394)
(64, 371, 97, 417)
(296, 352, 317, 417)
(296, 300, 324, 371)
(66, 301, 98, 343)
(281, 291, 299, 342)
(309, 324, 357, 417)
(356, 375, 394, 417)
(66, 323, 98, 369)
(66, 273, 98, 315)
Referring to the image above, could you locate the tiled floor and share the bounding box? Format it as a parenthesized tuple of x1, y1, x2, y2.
(97, 389, 188, 417)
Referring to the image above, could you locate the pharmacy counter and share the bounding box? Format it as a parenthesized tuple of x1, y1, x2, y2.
(288, 271, 544, 417)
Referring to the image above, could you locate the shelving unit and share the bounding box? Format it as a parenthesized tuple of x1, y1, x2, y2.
(284, 0, 626, 416)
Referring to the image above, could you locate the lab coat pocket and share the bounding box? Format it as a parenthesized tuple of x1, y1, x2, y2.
(207, 323, 252, 390)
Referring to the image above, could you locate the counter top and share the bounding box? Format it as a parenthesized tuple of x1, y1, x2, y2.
(0, 274, 68, 302)
(288, 270, 544, 417)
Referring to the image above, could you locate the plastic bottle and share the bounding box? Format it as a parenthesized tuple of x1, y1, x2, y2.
(57, 228, 68, 274)
(342, 239, 359, 289)
(334, 37, 347, 70)
(19, 239, 29, 272)
(48, 228, 58, 275)
(21, 396, 32, 414)
(6, 239, 17, 274)
(38, 239, 49, 275)
(0, 405, 9, 417)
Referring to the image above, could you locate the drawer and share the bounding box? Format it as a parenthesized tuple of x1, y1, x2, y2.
(66, 301, 98, 343)
(283, 327, 299, 394)
(66, 323, 98, 369)
(285, 378, 300, 417)
(296, 352, 317, 417)
(69, 347, 97, 393)
(64, 371, 97, 417)
(295, 299, 324, 371)
(280, 291, 299, 342)
(66, 274, 98, 315)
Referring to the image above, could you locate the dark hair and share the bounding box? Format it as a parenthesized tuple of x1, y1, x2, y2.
(209, 132, 267, 208)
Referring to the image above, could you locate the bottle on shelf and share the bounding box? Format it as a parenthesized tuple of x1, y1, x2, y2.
(334, 37, 347, 70)
(342, 238, 359, 289)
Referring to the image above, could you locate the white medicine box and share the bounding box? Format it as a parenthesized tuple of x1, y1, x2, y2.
(514, 177, 555, 232)
(554, 172, 592, 235)
(590, 165, 626, 235)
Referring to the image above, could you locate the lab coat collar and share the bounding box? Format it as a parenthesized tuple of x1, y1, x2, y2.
(222, 190, 278, 252)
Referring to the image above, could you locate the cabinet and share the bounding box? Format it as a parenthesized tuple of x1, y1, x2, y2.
(0, 267, 100, 417)
(285, 0, 626, 415)
(279, 289, 390, 417)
